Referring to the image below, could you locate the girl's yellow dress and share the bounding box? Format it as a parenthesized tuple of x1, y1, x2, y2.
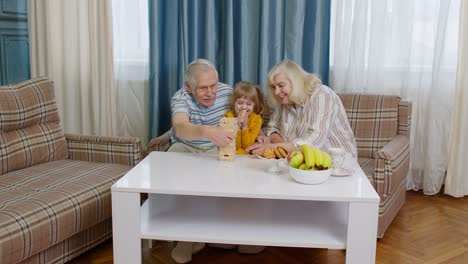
(224, 111, 263, 154)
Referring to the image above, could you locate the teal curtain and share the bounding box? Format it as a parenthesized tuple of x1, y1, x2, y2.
(148, 0, 331, 138)
(0, 0, 30, 85)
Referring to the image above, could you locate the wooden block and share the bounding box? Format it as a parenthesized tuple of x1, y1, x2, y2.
(219, 117, 238, 161)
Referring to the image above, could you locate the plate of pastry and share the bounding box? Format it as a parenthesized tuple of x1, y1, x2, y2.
(256, 146, 289, 159)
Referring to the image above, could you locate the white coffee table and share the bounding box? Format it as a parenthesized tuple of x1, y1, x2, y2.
(111, 152, 379, 264)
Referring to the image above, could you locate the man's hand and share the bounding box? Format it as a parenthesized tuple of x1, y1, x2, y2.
(206, 126, 234, 146)
(173, 113, 234, 146)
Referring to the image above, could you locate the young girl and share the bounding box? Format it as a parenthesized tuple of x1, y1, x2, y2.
(211, 81, 267, 254)
(224, 81, 266, 154)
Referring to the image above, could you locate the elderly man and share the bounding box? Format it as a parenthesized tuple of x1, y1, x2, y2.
(166, 59, 233, 263)
(168, 58, 234, 153)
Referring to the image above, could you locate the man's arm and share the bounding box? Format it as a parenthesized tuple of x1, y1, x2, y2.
(172, 112, 207, 141)
(172, 112, 234, 146)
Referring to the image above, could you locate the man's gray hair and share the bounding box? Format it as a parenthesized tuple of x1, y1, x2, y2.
(185, 59, 218, 88)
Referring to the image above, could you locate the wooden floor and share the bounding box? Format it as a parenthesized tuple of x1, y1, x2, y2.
(69, 190, 467, 264)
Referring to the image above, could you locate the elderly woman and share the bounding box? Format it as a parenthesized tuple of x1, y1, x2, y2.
(246, 60, 357, 157)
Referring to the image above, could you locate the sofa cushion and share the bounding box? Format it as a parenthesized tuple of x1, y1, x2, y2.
(0, 159, 131, 263)
(339, 94, 400, 158)
(0, 78, 67, 175)
(358, 157, 375, 187)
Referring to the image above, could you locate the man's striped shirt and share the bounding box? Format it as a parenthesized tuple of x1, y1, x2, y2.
(170, 82, 233, 149)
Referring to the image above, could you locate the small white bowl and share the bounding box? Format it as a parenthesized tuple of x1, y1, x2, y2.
(289, 166, 331, 185)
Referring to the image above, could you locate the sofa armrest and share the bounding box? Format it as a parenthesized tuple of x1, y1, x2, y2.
(373, 135, 410, 196)
(398, 100, 412, 138)
(375, 135, 409, 161)
(65, 134, 142, 166)
(147, 131, 171, 152)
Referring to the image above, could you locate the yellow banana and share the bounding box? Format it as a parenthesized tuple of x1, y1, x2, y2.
(322, 152, 332, 169)
(313, 148, 323, 169)
(299, 144, 315, 169)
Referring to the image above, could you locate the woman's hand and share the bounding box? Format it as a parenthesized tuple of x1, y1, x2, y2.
(269, 132, 285, 143)
(247, 141, 296, 155)
(246, 142, 270, 155)
(256, 134, 270, 144)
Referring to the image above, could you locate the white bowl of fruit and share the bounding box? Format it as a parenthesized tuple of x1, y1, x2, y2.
(287, 144, 332, 185)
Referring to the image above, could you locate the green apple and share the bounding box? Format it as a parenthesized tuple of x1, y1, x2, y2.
(287, 150, 304, 168)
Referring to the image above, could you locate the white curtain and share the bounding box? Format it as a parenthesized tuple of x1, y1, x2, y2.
(111, 0, 149, 145)
(28, 0, 116, 135)
(445, 0, 468, 197)
(330, 0, 461, 194)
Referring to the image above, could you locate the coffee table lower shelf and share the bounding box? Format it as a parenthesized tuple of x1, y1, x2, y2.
(140, 194, 349, 249)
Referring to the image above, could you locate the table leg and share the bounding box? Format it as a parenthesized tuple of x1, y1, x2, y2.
(112, 191, 141, 263)
(346, 201, 379, 264)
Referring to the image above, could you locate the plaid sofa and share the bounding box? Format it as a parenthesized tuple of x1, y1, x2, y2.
(147, 94, 411, 238)
(339, 94, 411, 238)
(0, 78, 142, 263)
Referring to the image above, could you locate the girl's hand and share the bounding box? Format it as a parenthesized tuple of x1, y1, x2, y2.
(238, 110, 250, 130)
(237, 116, 244, 130)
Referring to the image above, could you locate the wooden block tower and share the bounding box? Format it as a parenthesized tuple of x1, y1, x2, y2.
(219, 117, 238, 161)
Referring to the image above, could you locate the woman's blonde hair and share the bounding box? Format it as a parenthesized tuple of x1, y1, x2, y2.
(266, 60, 322, 108)
(231, 81, 266, 116)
